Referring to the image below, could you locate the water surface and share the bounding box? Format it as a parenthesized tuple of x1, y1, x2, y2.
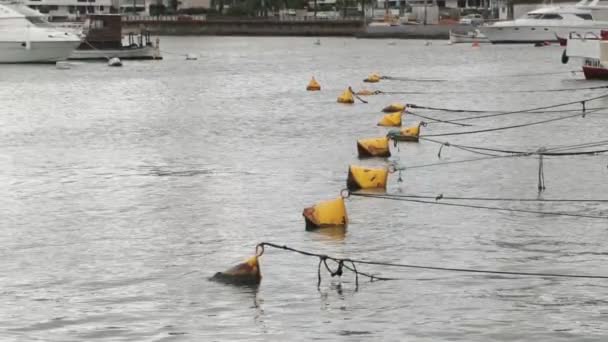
(2, 37, 608, 341)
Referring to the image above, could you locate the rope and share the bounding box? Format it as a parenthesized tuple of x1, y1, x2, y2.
(349, 192, 608, 203)
(256, 242, 608, 282)
(421, 109, 602, 138)
(420, 137, 608, 156)
(378, 85, 608, 95)
(408, 93, 608, 117)
(407, 111, 473, 127)
(349, 87, 368, 104)
(537, 149, 546, 192)
(349, 193, 608, 220)
(381, 70, 581, 82)
(395, 153, 526, 170)
(381, 76, 446, 82)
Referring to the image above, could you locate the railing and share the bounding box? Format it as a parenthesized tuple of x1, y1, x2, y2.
(121, 14, 363, 23)
(122, 15, 207, 22)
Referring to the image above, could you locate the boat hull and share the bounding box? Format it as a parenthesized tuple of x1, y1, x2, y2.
(0, 40, 80, 63)
(582, 65, 608, 79)
(449, 30, 489, 44)
(480, 26, 600, 44)
(68, 46, 161, 60)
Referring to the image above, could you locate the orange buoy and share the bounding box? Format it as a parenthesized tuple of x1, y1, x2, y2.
(346, 165, 389, 191)
(337, 88, 355, 103)
(302, 196, 348, 230)
(307, 77, 321, 91)
(377, 111, 403, 127)
(211, 255, 262, 285)
(387, 122, 422, 142)
(382, 103, 406, 113)
(357, 136, 391, 158)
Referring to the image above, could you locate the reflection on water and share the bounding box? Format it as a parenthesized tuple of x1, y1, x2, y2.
(311, 226, 347, 241)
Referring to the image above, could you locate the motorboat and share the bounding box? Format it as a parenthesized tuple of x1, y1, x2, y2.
(0, 2, 81, 63)
(479, 5, 606, 44)
(69, 14, 161, 60)
(449, 29, 489, 44)
(562, 30, 608, 79)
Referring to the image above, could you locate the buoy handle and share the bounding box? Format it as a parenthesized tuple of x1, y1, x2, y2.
(255, 243, 265, 257)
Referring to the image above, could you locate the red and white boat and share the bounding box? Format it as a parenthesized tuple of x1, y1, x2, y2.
(563, 30, 608, 79)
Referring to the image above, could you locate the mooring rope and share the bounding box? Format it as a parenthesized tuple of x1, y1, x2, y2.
(394, 153, 526, 170)
(421, 109, 603, 138)
(381, 70, 581, 82)
(377, 85, 608, 95)
(349, 192, 608, 203)
(255, 242, 608, 287)
(407, 93, 608, 118)
(407, 111, 473, 127)
(420, 137, 608, 157)
(348, 192, 608, 220)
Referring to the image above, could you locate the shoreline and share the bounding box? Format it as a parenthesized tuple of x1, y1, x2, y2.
(122, 19, 469, 39)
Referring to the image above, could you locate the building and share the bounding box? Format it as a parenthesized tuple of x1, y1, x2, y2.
(179, 0, 211, 10)
(24, 0, 114, 19)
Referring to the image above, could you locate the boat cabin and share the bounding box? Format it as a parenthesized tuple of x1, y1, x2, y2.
(78, 14, 152, 50)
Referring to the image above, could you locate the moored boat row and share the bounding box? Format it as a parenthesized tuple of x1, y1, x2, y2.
(0, 2, 161, 63)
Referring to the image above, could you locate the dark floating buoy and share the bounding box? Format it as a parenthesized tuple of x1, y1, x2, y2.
(211, 255, 262, 286)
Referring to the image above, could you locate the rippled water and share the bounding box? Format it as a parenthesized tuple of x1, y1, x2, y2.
(2, 37, 608, 341)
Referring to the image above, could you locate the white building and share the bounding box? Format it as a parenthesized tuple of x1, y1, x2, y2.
(179, 0, 211, 10)
(24, 0, 113, 19)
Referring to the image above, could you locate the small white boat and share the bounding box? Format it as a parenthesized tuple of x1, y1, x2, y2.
(563, 30, 608, 79)
(449, 29, 489, 44)
(0, 2, 81, 63)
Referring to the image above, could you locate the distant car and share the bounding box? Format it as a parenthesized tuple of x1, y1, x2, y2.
(459, 14, 484, 26)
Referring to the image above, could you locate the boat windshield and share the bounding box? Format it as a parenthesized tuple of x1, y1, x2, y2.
(526, 13, 543, 19)
(26, 16, 52, 27)
(540, 13, 563, 19)
(575, 13, 593, 20)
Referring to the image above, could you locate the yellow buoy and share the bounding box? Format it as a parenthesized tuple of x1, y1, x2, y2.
(306, 76, 321, 91)
(364, 73, 381, 83)
(347, 165, 388, 191)
(302, 196, 348, 230)
(211, 255, 262, 285)
(377, 111, 403, 127)
(357, 136, 391, 158)
(337, 88, 354, 103)
(387, 122, 422, 142)
(382, 103, 406, 113)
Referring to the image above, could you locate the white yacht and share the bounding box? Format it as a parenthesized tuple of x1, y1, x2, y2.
(0, 2, 81, 63)
(479, 5, 604, 44)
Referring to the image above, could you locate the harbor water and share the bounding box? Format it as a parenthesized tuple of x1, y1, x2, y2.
(2, 37, 608, 341)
